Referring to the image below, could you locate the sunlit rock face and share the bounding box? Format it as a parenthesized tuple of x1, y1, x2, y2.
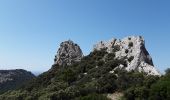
(54, 40, 83, 66)
(93, 36, 160, 76)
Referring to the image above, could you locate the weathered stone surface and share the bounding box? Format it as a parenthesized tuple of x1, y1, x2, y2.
(93, 36, 160, 76)
(54, 40, 83, 66)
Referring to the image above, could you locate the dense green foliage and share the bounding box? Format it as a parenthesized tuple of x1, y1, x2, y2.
(0, 49, 119, 100)
(124, 69, 170, 100)
(0, 49, 169, 100)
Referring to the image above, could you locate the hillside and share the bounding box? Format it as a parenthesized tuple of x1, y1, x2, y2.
(0, 69, 35, 94)
(0, 36, 169, 100)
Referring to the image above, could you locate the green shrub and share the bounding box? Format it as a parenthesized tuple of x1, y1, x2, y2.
(113, 45, 120, 52)
(125, 49, 129, 54)
(128, 56, 134, 62)
(128, 42, 133, 47)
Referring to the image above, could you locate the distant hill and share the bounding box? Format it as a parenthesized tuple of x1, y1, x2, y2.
(0, 69, 35, 93)
(32, 71, 43, 76)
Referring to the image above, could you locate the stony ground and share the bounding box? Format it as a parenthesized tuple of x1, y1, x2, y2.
(107, 92, 123, 100)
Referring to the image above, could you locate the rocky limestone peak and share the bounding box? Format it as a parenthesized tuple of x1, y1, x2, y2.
(93, 36, 160, 76)
(54, 40, 83, 66)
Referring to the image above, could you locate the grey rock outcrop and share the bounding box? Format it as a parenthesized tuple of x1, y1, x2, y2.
(93, 36, 160, 76)
(54, 40, 83, 66)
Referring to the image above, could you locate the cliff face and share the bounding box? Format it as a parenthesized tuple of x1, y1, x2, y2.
(0, 69, 35, 93)
(93, 36, 160, 76)
(54, 40, 83, 66)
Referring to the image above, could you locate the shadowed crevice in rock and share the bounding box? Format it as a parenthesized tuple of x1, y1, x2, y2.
(140, 44, 154, 66)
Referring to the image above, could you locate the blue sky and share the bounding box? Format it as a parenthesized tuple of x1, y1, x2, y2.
(0, 0, 169, 73)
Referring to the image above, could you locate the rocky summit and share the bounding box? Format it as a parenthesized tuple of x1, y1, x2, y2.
(54, 40, 83, 66)
(93, 36, 160, 76)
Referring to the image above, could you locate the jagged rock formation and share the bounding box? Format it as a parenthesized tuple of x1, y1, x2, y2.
(0, 37, 165, 99)
(93, 36, 160, 76)
(0, 69, 35, 93)
(54, 40, 83, 66)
